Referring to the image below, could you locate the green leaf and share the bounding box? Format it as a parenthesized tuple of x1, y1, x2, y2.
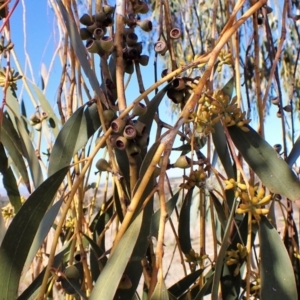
(150, 190, 180, 237)
(89, 212, 144, 300)
(0, 167, 69, 299)
(139, 141, 160, 178)
(1, 116, 30, 190)
(212, 121, 235, 180)
(287, 134, 300, 167)
(48, 106, 84, 176)
(210, 191, 226, 229)
(18, 240, 72, 300)
(221, 77, 235, 99)
(228, 125, 300, 201)
(21, 199, 63, 278)
(259, 216, 298, 300)
(150, 276, 169, 300)
(15, 117, 44, 189)
(211, 198, 237, 299)
(29, 81, 60, 137)
(168, 268, 205, 297)
(178, 188, 194, 254)
(193, 268, 214, 299)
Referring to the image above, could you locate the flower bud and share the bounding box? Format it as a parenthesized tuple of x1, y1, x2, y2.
(132, 120, 146, 135)
(93, 28, 106, 40)
(96, 158, 112, 172)
(172, 156, 191, 169)
(123, 124, 137, 139)
(136, 20, 152, 32)
(80, 28, 92, 40)
(99, 36, 114, 52)
(132, 102, 147, 116)
(79, 14, 93, 26)
(111, 118, 126, 133)
(172, 78, 186, 91)
(126, 32, 138, 46)
(93, 12, 106, 22)
(126, 142, 141, 156)
(115, 136, 128, 150)
(154, 40, 168, 55)
(170, 28, 181, 39)
(103, 5, 115, 15)
(138, 55, 149, 66)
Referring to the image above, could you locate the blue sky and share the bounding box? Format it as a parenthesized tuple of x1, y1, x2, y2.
(0, 1, 295, 196)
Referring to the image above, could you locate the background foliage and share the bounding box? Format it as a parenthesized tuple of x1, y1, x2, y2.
(1, 0, 300, 299)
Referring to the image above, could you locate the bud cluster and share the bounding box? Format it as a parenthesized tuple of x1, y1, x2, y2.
(225, 243, 247, 276)
(0, 67, 22, 90)
(225, 179, 272, 221)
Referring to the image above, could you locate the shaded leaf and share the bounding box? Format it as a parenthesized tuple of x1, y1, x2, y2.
(48, 106, 84, 176)
(1, 115, 30, 189)
(210, 191, 226, 229)
(150, 276, 169, 300)
(15, 117, 44, 188)
(18, 240, 72, 300)
(178, 188, 194, 254)
(150, 190, 180, 237)
(211, 198, 237, 299)
(212, 121, 235, 180)
(228, 125, 300, 201)
(259, 216, 298, 300)
(0, 167, 69, 299)
(139, 141, 160, 178)
(22, 199, 63, 278)
(89, 212, 144, 300)
(193, 268, 215, 299)
(168, 268, 205, 297)
(287, 134, 300, 167)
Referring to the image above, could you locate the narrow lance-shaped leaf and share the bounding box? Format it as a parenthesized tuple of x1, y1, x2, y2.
(0, 167, 69, 300)
(89, 212, 144, 300)
(1, 115, 30, 190)
(21, 199, 63, 279)
(48, 106, 84, 176)
(259, 216, 298, 300)
(178, 188, 194, 254)
(15, 117, 44, 188)
(228, 125, 300, 201)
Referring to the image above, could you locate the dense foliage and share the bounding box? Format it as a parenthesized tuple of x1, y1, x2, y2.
(1, 0, 300, 299)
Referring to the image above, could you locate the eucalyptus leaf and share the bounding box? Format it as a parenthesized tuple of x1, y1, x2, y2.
(15, 117, 44, 188)
(48, 106, 84, 176)
(228, 125, 300, 201)
(150, 276, 169, 300)
(259, 216, 298, 300)
(0, 167, 68, 299)
(178, 188, 194, 254)
(287, 134, 300, 167)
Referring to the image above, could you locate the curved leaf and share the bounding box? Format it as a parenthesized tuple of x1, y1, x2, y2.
(212, 121, 235, 179)
(228, 125, 300, 201)
(150, 190, 180, 237)
(48, 106, 84, 176)
(0, 167, 69, 299)
(178, 188, 194, 254)
(150, 276, 169, 300)
(168, 268, 205, 297)
(259, 216, 298, 300)
(287, 134, 300, 167)
(21, 199, 63, 279)
(211, 198, 237, 299)
(1, 115, 29, 189)
(18, 240, 72, 300)
(15, 117, 44, 188)
(89, 212, 144, 300)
